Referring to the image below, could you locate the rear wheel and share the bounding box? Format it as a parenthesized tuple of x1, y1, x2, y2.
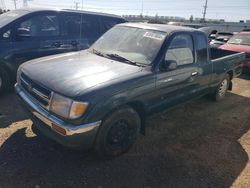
(214, 74, 230, 101)
(0, 67, 11, 94)
(94, 106, 141, 159)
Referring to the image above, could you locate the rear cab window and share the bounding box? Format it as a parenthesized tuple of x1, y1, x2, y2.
(195, 33, 208, 62)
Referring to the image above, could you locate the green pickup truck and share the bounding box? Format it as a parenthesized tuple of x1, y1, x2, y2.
(15, 23, 245, 158)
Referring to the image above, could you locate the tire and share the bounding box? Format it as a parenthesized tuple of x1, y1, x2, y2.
(213, 74, 230, 102)
(94, 106, 141, 159)
(0, 67, 11, 94)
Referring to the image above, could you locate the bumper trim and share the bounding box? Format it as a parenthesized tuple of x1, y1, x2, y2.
(15, 83, 101, 136)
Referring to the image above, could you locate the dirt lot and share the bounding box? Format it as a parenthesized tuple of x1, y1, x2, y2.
(0, 74, 250, 188)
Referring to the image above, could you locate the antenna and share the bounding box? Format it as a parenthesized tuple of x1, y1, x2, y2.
(202, 0, 208, 22)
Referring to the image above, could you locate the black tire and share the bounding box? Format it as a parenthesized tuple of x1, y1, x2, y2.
(94, 106, 141, 159)
(0, 67, 11, 94)
(213, 74, 230, 102)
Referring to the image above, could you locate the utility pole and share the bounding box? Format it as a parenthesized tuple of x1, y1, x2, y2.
(13, 0, 17, 9)
(141, 0, 144, 16)
(202, 0, 208, 22)
(0, 0, 6, 10)
(74, 1, 79, 10)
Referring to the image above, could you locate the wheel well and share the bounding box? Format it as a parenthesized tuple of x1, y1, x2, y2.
(227, 71, 233, 90)
(127, 101, 147, 135)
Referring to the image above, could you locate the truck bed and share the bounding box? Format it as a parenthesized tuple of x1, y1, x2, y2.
(210, 48, 246, 78)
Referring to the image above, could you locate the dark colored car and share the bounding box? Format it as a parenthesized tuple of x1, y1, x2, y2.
(0, 8, 126, 93)
(219, 32, 250, 70)
(15, 23, 245, 158)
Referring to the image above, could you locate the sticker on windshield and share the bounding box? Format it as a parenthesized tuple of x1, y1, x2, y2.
(143, 32, 165, 40)
(7, 13, 19, 17)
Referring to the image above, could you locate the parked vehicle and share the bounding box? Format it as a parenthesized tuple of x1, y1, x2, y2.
(15, 23, 245, 158)
(0, 8, 126, 93)
(210, 32, 234, 48)
(219, 32, 250, 70)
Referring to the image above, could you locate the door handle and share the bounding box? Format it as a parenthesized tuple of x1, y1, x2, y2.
(191, 71, 198, 76)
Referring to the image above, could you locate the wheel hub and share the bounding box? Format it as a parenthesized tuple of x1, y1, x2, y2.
(218, 79, 228, 97)
(107, 120, 130, 146)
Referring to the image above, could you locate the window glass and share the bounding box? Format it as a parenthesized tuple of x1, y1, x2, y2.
(81, 15, 99, 38)
(62, 13, 81, 36)
(90, 26, 167, 65)
(196, 34, 208, 62)
(19, 14, 59, 37)
(165, 34, 194, 66)
(102, 18, 120, 31)
(228, 33, 250, 46)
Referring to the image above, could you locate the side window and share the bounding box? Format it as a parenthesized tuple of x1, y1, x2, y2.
(62, 13, 81, 37)
(18, 14, 59, 37)
(81, 15, 100, 38)
(195, 34, 208, 62)
(165, 34, 194, 66)
(102, 18, 120, 32)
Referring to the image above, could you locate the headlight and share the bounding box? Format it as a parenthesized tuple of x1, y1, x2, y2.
(50, 93, 88, 119)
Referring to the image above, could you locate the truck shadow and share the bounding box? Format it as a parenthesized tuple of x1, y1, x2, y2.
(0, 93, 28, 128)
(0, 93, 250, 187)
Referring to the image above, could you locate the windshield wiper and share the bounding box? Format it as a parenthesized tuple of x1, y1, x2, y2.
(105, 53, 144, 67)
(90, 48, 107, 57)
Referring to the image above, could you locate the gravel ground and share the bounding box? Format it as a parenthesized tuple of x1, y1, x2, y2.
(0, 74, 250, 188)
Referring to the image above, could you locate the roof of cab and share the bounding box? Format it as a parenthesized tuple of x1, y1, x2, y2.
(14, 8, 125, 19)
(118, 22, 204, 34)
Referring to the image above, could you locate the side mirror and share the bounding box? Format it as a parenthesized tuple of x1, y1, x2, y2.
(168, 60, 178, 70)
(17, 28, 31, 38)
(162, 60, 177, 71)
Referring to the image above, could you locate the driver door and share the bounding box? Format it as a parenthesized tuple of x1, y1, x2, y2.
(152, 33, 199, 111)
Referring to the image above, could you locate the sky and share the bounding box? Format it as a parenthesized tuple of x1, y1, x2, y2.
(2, 0, 250, 22)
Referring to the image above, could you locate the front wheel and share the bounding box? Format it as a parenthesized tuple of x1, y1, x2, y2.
(213, 74, 230, 102)
(94, 106, 141, 159)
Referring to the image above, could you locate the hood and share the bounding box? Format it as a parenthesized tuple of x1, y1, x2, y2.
(20, 51, 143, 97)
(219, 43, 250, 53)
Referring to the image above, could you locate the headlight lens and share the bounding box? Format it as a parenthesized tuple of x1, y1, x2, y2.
(50, 93, 88, 119)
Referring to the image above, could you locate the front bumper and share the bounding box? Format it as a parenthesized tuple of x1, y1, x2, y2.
(15, 83, 101, 149)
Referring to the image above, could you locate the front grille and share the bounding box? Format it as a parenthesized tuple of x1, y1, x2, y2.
(20, 73, 52, 108)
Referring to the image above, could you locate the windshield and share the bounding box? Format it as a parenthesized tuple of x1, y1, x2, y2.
(228, 34, 250, 46)
(0, 10, 29, 28)
(89, 26, 167, 65)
